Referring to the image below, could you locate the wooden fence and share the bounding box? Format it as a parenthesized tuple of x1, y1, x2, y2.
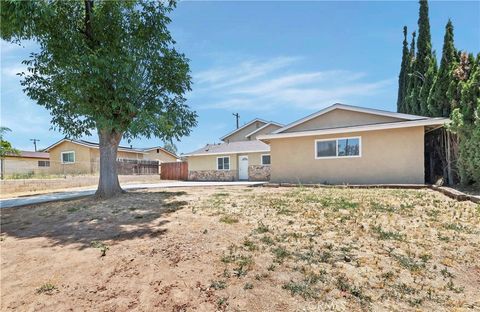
(117, 159, 159, 175)
(160, 162, 188, 180)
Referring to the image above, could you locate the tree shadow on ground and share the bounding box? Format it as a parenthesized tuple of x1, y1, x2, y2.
(0, 190, 190, 249)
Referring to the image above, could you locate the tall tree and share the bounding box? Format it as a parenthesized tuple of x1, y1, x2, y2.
(450, 53, 480, 184)
(415, 0, 433, 79)
(405, 31, 416, 114)
(419, 52, 437, 116)
(397, 26, 410, 113)
(428, 20, 457, 117)
(408, 0, 434, 115)
(1, 1, 197, 197)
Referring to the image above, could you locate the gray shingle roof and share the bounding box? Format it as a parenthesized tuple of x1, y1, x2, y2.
(183, 140, 270, 156)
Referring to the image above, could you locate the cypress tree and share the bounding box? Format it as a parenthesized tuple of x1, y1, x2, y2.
(419, 53, 437, 116)
(428, 20, 457, 117)
(415, 0, 433, 77)
(397, 26, 410, 113)
(410, 0, 434, 115)
(449, 53, 480, 184)
(405, 31, 416, 114)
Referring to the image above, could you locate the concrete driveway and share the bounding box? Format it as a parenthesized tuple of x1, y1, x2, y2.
(0, 181, 266, 209)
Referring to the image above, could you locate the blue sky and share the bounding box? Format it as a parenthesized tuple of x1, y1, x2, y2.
(1, 1, 479, 153)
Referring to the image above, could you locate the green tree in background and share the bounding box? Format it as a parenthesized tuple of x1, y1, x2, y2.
(419, 52, 437, 116)
(449, 53, 480, 184)
(406, 0, 435, 115)
(397, 26, 410, 113)
(404, 31, 416, 114)
(0, 127, 20, 180)
(1, 0, 197, 197)
(396, 0, 479, 185)
(428, 20, 458, 117)
(163, 140, 178, 155)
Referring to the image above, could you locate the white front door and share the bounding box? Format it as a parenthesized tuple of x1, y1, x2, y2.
(238, 155, 249, 180)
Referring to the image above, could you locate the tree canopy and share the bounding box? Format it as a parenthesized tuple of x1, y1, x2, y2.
(396, 0, 479, 185)
(1, 0, 197, 196)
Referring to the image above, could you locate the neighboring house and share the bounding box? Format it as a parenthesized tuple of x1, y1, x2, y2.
(258, 103, 449, 184)
(184, 119, 283, 181)
(141, 147, 180, 163)
(1, 151, 50, 177)
(44, 139, 179, 175)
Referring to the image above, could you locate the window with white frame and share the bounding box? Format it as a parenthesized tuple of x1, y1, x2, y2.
(38, 160, 50, 167)
(217, 156, 230, 170)
(261, 154, 271, 165)
(61, 151, 75, 164)
(315, 137, 361, 159)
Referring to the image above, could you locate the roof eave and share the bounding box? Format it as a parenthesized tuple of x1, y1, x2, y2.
(258, 118, 450, 141)
(45, 138, 147, 154)
(183, 149, 271, 157)
(272, 103, 429, 134)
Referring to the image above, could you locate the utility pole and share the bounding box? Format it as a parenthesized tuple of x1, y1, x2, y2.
(30, 138, 40, 151)
(232, 113, 240, 129)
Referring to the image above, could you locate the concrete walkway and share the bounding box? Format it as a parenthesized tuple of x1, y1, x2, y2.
(0, 181, 265, 209)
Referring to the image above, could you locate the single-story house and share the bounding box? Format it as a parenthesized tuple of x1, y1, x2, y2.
(1, 151, 50, 177)
(141, 147, 180, 163)
(258, 103, 449, 184)
(44, 139, 179, 175)
(183, 119, 283, 181)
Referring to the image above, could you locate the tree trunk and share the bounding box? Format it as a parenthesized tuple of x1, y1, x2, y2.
(96, 129, 124, 198)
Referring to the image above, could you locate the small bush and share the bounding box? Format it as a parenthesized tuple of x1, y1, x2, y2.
(219, 215, 239, 224)
(36, 283, 57, 294)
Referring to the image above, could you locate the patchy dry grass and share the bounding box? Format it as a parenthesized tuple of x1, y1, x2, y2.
(1, 186, 479, 311)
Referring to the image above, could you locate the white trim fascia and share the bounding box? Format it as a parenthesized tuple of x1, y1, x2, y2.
(184, 149, 270, 157)
(314, 136, 362, 160)
(216, 155, 231, 170)
(272, 103, 428, 134)
(244, 122, 283, 138)
(259, 118, 450, 141)
(60, 150, 76, 164)
(260, 153, 271, 165)
(219, 118, 269, 141)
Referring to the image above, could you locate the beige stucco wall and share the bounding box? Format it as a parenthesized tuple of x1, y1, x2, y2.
(223, 121, 267, 142)
(285, 109, 405, 133)
(248, 124, 282, 140)
(270, 126, 425, 184)
(187, 154, 238, 171)
(49, 141, 145, 174)
(2, 157, 50, 176)
(49, 141, 92, 174)
(143, 149, 178, 163)
(187, 152, 268, 170)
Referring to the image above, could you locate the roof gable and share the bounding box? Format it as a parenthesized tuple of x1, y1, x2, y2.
(274, 103, 427, 134)
(245, 122, 284, 138)
(220, 118, 269, 142)
(141, 146, 179, 159)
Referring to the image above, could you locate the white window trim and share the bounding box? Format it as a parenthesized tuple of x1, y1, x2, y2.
(314, 136, 362, 159)
(61, 151, 76, 164)
(261, 154, 271, 165)
(216, 156, 230, 170)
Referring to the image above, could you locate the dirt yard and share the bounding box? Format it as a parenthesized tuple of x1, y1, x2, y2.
(1, 186, 479, 311)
